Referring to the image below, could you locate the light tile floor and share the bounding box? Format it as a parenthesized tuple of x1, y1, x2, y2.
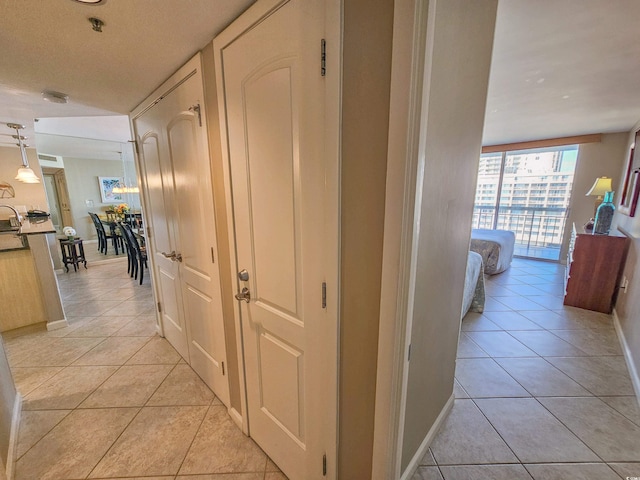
(413, 257, 640, 480)
(3, 259, 286, 480)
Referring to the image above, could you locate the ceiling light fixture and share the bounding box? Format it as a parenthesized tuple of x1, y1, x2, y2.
(41, 90, 69, 104)
(6, 123, 40, 184)
(72, 0, 106, 4)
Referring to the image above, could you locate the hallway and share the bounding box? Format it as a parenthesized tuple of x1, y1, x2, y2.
(3, 259, 285, 480)
(3, 256, 640, 479)
(414, 257, 640, 480)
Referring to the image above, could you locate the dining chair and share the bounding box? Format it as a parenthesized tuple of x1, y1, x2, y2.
(119, 222, 147, 284)
(88, 212, 106, 253)
(117, 221, 135, 276)
(89, 212, 121, 255)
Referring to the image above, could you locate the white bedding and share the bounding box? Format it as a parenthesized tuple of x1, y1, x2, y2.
(462, 250, 485, 318)
(470, 229, 516, 275)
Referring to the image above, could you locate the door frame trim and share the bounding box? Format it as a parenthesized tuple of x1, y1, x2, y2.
(212, 0, 342, 475)
(371, 0, 432, 478)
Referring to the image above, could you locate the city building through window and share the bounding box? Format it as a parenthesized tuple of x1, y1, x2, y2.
(473, 145, 579, 260)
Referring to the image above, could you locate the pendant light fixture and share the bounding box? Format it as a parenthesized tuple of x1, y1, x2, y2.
(6, 123, 40, 183)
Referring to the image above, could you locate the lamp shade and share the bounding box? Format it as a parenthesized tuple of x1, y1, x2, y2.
(15, 167, 40, 183)
(586, 177, 612, 197)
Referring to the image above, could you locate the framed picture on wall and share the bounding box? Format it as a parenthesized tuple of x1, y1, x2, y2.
(619, 129, 640, 217)
(98, 177, 124, 203)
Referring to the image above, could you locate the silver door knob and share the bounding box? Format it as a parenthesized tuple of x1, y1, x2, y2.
(238, 269, 249, 281)
(175, 253, 183, 263)
(235, 287, 251, 303)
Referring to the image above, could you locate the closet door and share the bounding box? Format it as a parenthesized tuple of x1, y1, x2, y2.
(133, 55, 230, 405)
(215, 1, 338, 477)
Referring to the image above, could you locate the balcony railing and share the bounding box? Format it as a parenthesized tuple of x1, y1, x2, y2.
(473, 205, 569, 259)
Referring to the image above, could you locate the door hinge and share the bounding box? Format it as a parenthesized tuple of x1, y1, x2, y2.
(322, 454, 327, 476)
(189, 104, 202, 127)
(408, 344, 411, 362)
(321, 39, 326, 76)
(157, 302, 162, 313)
(221, 361, 225, 376)
(131, 139, 140, 155)
(322, 282, 327, 309)
(211, 247, 215, 263)
(147, 226, 152, 237)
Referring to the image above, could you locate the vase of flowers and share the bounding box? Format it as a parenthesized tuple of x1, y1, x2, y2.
(63, 226, 76, 241)
(114, 203, 130, 220)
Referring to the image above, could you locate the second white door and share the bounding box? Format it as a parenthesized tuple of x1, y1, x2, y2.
(133, 56, 230, 405)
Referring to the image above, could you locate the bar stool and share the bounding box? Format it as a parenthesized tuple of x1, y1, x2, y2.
(59, 237, 88, 272)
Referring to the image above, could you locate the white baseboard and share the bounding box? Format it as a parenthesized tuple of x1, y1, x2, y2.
(400, 393, 454, 480)
(613, 309, 640, 405)
(229, 407, 243, 431)
(46, 319, 69, 331)
(5, 394, 22, 480)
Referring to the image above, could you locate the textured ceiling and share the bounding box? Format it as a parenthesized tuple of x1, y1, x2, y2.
(0, 0, 254, 141)
(483, 0, 640, 145)
(0, 0, 639, 151)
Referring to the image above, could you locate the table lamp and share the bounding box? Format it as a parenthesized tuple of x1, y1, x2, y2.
(586, 176, 612, 215)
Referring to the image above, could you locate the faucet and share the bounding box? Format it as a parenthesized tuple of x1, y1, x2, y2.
(0, 205, 22, 226)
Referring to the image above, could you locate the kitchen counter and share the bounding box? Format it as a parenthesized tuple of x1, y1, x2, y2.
(0, 217, 56, 252)
(18, 217, 56, 235)
(0, 215, 66, 333)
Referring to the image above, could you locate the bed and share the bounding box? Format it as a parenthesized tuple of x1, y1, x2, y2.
(462, 250, 485, 318)
(470, 228, 515, 275)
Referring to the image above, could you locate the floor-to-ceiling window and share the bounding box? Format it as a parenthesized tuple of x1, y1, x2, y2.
(472, 145, 579, 260)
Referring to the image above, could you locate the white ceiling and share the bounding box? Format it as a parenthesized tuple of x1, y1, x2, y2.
(483, 0, 640, 145)
(0, 0, 639, 153)
(0, 0, 255, 142)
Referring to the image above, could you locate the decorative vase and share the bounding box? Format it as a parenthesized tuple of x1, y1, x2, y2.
(593, 191, 615, 235)
(67, 235, 75, 241)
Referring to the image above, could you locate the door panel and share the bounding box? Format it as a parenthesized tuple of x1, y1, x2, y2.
(133, 60, 229, 405)
(245, 66, 300, 315)
(136, 130, 188, 358)
(258, 330, 303, 439)
(217, 1, 330, 477)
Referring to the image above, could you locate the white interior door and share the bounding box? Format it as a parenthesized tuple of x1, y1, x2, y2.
(215, 1, 336, 478)
(133, 57, 230, 405)
(135, 116, 187, 359)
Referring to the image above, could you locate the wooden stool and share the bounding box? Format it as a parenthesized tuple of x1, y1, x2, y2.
(59, 238, 87, 272)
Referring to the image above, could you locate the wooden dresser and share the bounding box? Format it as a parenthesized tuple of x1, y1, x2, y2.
(564, 225, 630, 313)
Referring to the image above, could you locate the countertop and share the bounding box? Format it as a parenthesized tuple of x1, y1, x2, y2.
(18, 217, 56, 235)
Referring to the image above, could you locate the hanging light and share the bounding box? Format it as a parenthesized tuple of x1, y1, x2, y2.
(111, 184, 139, 194)
(6, 123, 40, 183)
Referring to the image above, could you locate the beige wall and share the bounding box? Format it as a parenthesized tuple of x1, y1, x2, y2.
(63, 157, 133, 240)
(612, 119, 640, 387)
(338, 0, 394, 478)
(560, 133, 628, 261)
(201, 42, 242, 415)
(0, 335, 16, 469)
(401, 0, 497, 471)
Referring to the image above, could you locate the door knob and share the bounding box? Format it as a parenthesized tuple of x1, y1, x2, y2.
(175, 253, 183, 263)
(161, 251, 176, 261)
(238, 269, 249, 281)
(235, 287, 251, 303)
